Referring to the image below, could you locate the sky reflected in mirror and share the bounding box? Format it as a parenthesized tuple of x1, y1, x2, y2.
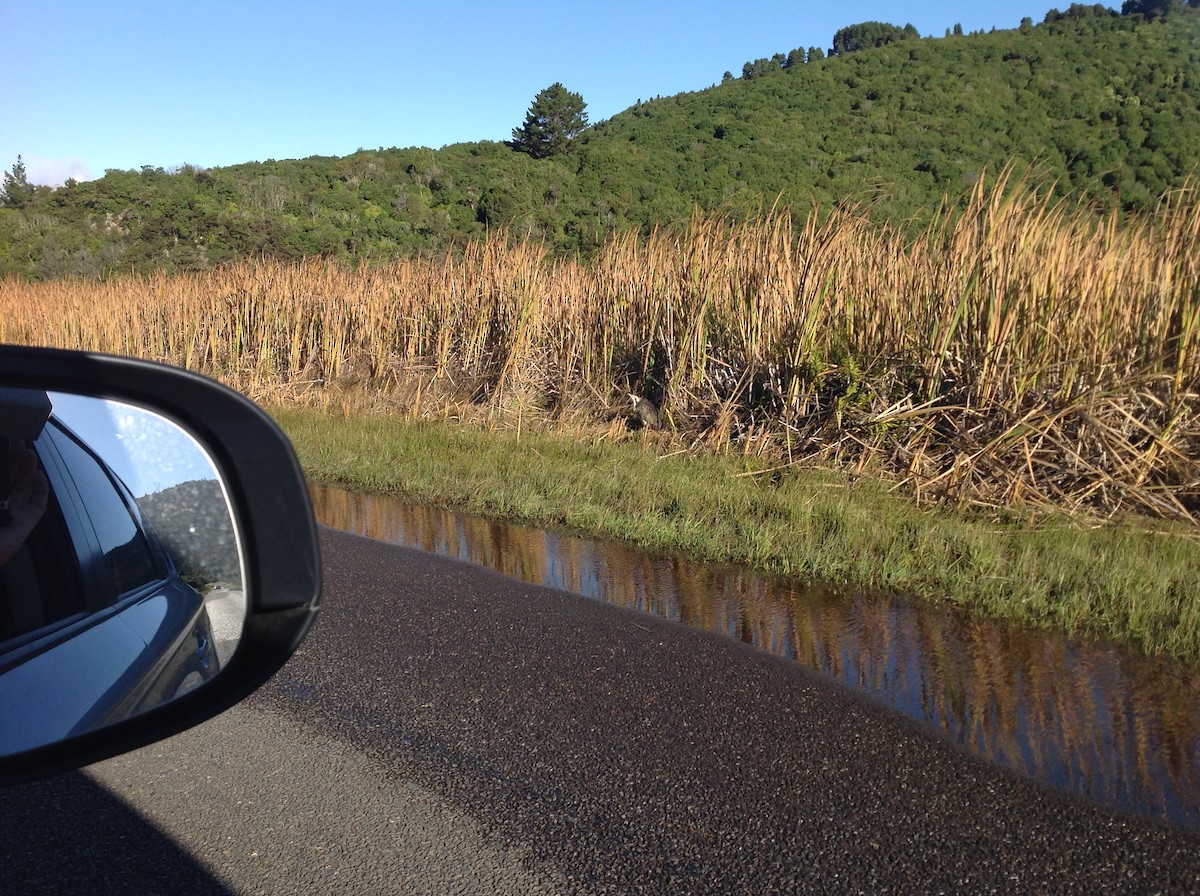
(49, 393, 219, 499)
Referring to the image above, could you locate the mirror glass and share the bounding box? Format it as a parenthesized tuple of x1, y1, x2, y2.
(0, 389, 246, 756)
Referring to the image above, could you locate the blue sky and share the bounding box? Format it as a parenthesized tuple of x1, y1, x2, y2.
(4, 0, 1048, 186)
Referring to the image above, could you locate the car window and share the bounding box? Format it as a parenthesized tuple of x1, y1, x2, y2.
(47, 425, 162, 599)
(0, 483, 87, 646)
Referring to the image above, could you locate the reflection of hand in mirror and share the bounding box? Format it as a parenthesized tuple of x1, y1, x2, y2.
(0, 443, 49, 567)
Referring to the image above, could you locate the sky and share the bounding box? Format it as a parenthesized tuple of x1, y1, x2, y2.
(3, 0, 1048, 186)
(50, 392, 219, 498)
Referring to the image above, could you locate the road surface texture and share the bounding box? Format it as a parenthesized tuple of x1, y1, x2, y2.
(3, 527, 1199, 894)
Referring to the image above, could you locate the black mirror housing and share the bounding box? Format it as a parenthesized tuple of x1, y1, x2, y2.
(0, 346, 321, 784)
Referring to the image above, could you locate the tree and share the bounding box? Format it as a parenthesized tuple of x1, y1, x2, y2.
(742, 57, 784, 79)
(1, 156, 33, 209)
(511, 83, 588, 159)
(1121, 0, 1184, 18)
(830, 21, 919, 56)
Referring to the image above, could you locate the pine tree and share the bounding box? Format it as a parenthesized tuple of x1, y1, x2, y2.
(511, 84, 588, 159)
(0, 156, 32, 209)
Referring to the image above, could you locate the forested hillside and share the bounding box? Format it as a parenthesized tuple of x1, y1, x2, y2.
(2, 3, 1198, 278)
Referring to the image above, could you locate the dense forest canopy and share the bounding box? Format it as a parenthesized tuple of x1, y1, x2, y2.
(1, 3, 1198, 278)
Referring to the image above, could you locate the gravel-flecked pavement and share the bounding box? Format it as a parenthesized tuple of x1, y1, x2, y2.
(252, 529, 1200, 894)
(3, 526, 1198, 894)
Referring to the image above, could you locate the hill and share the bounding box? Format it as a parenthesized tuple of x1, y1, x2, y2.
(1, 3, 1198, 278)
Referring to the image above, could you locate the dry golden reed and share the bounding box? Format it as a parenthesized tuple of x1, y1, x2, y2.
(3, 169, 1197, 521)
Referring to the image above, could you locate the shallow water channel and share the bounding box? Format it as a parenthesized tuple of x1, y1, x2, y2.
(310, 484, 1200, 832)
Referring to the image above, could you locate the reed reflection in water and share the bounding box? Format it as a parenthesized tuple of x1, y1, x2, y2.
(311, 484, 1200, 831)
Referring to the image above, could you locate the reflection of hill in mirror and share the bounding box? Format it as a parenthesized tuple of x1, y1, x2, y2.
(138, 479, 241, 589)
(310, 484, 1200, 832)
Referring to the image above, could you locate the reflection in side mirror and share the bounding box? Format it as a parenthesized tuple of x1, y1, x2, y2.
(0, 390, 246, 756)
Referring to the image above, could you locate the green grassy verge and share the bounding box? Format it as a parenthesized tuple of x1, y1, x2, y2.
(272, 407, 1200, 665)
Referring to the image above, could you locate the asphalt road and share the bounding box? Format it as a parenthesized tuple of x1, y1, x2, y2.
(4, 527, 1200, 894)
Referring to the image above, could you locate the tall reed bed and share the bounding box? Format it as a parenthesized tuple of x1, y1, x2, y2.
(2, 170, 1197, 521)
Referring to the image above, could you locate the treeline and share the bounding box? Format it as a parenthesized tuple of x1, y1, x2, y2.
(1, 4, 1199, 279)
(730, 3, 1197, 79)
(732, 20, 921, 79)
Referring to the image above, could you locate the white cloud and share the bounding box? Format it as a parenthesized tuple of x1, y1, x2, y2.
(24, 157, 95, 187)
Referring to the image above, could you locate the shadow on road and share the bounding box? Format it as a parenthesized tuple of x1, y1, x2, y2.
(0, 770, 231, 895)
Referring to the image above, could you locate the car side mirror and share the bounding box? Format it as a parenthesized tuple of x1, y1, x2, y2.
(0, 347, 321, 784)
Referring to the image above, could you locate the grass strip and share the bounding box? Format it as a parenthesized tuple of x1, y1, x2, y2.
(273, 407, 1200, 666)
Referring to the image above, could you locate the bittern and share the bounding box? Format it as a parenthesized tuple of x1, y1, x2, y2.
(628, 393, 662, 430)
